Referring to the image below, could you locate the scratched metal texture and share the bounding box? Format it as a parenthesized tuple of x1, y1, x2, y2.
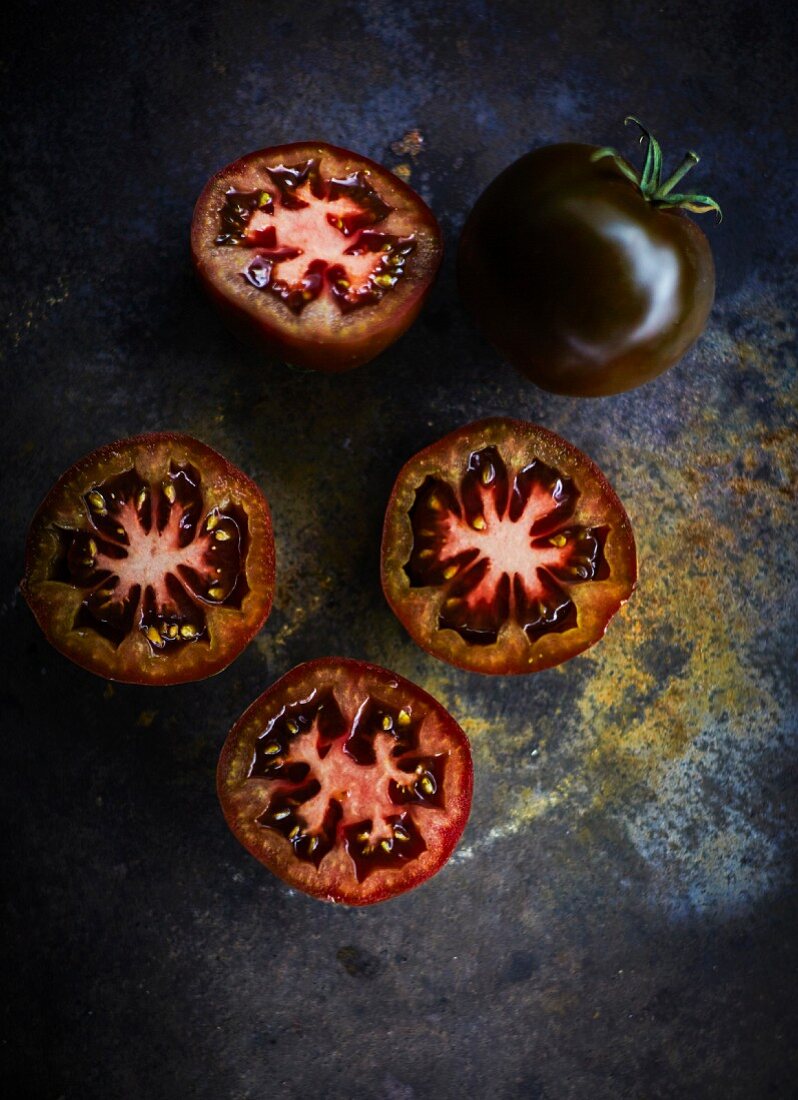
(1, 1, 796, 1097)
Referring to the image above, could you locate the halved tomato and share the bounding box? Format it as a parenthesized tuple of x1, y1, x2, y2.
(191, 142, 443, 372)
(22, 433, 275, 685)
(381, 419, 636, 674)
(217, 659, 473, 905)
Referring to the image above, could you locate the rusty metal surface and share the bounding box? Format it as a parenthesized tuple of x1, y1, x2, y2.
(2, 1, 796, 1097)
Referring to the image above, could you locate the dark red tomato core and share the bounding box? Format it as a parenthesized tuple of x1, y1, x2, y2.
(217, 659, 473, 905)
(22, 433, 275, 685)
(192, 142, 442, 372)
(381, 419, 636, 674)
(458, 143, 715, 396)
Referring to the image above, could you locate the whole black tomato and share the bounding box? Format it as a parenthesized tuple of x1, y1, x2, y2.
(458, 119, 721, 397)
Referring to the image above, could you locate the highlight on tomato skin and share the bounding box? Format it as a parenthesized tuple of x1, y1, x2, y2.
(21, 433, 276, 686)
(191, 141, 443, 372)
(381, 418, 637, 675)
(217, 658, 473, 906)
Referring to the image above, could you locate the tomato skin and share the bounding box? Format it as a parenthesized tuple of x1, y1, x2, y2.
(217, 658, 473, 906)
(21, 433, 276, 686)
(381, 419, 636, 675)
(458, 143, 715, 396)
(191, 141, 443, 372)
(194, 271, 433, 373)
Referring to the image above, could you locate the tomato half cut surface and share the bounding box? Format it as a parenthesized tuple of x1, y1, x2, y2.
(217, 659, 473, 905)
(22, 433, 276, 685)
(191, 141, 443, 372)
(381, 419, 637, 675)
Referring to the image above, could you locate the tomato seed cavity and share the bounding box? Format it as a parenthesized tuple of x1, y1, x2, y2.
(216, 158, 417, 316)
(248, 688, 446, 883)
(406, 446, 607, 646)
(50, 463, 249, 653)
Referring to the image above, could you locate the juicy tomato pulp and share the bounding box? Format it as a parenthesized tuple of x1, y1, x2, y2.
(217, 659, 473, 905)
(381, 419, 636, 674)
(22, 434, 275, 685)
(191, 142, 442, 372)
(458, 144, 715, 396)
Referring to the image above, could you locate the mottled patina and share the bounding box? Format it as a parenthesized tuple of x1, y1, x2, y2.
(2, 0, 796, 1097)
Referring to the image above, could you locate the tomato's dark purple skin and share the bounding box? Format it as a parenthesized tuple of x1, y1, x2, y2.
(458, 143, 715, 397)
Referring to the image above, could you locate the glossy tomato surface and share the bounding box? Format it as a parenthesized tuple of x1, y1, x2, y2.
(458, 143, 715, 396)
(217, 658, 473, 905)
(22, 433, 275, 685)
(192, 141, 442, 372)
(382, 419, 636, 674)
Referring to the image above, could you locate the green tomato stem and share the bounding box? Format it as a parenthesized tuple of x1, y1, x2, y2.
(654, 151, 700, 198)
(592, 119, 722, 222)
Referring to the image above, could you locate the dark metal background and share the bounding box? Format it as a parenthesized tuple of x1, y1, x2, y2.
(2, 1, 796, 1097)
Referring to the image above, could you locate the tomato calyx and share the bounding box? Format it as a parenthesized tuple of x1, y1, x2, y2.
(213, 157, 417, 316)
(592, 116, 722, 220)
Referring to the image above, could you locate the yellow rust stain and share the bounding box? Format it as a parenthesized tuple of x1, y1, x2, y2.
(433, 428, 790, 841)
(468, 295, 794, 842)
(222, 284, 794, 853)
(254, 573, 334, 663)
(6, 276, 70, 349)
(539, 985, 579, 1017)
(390, 129, 425, 158)
(579, 515, 773, 812)
(587, 415, 787, 813)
